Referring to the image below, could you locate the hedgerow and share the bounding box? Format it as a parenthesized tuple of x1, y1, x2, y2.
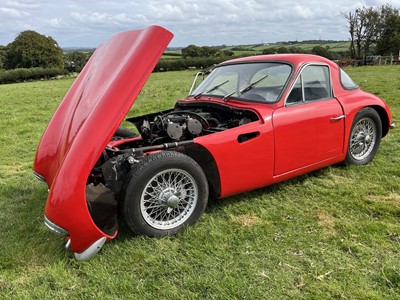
(155, 57, 229, 72)
(0, 67, 68, 84)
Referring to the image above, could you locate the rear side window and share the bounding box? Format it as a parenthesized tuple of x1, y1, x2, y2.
(340, 69, 359, 90)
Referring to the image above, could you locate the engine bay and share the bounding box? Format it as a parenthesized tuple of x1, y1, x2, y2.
(88, 101, 259, 196)
(125, 101, 259, 147)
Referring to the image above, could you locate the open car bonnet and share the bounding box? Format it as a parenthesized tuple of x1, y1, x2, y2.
(33, 26, 173, 258)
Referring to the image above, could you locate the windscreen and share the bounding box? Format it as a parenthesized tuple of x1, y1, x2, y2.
(191, 62, 292, 103)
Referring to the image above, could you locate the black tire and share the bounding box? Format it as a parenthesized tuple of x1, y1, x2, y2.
(344, 107, 382, 165)
(112, 126, 137, 140)
(122, 151, 209, 236)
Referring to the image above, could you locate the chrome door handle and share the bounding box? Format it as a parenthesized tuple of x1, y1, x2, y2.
(330, 115, 345, 121)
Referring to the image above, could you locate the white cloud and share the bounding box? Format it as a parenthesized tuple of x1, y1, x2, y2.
(70, 12, 110, 24)
(0, 7, 29, 17)
(0, 0, 400, 47)
(114, 13, 134, 23)
(148, 3, 185, 21)
(292, 4, 313, 19)
(47, 18, 64, 28)
(4, 0, 40, 9)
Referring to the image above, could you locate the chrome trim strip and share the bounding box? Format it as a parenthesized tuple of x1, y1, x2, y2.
(33, 171, 46, 182)
(189, 71, 204, 95)
(65, 239, 71, 250)
(44, 216, 69, 236)
(390, 122, 395, 129)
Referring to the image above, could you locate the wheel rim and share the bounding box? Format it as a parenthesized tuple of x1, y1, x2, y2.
(349, 117, 377, 160)
(140, 168, 198, 230)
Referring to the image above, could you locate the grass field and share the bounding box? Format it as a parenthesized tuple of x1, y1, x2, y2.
(0, 66, 399, 299)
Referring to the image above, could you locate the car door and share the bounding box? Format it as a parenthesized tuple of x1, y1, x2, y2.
(273, 64, 345, 175)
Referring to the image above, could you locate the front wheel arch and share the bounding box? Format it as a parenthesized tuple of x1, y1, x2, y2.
(122, 151, 209, 236)
(180, 143, 221, 198)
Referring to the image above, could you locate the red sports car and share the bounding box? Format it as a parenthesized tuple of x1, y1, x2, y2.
(34, 26, 394, 259)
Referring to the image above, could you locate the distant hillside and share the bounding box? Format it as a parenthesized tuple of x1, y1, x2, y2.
(64, 40, 350, 59)
(62, 47, 96, 53)
(253, 40, 350, 52)
(163, 40, 351, 57)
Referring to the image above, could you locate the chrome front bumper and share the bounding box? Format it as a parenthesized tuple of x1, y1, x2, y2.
(44, 216, 69, 236)
(44, 215, 107, 260)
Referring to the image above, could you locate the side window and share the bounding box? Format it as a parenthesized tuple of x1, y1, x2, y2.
(286, 65, 331, 105)
(340, 69, 358, 90)
(286, 76, 302, 104)
(302, 66, 331, 101)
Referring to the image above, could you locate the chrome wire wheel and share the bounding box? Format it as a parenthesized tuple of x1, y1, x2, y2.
(349, 117, 377, 161)
(123, 151, 208, 236)
(140, 168, 198, 230)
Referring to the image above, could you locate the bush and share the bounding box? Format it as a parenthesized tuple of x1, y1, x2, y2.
(0, 67, 68, 84)
(155, 57, 229, 72)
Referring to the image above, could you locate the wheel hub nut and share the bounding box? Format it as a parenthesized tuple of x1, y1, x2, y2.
(167, 195, 179, 208)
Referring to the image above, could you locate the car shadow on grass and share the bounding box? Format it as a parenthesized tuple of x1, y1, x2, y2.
(115, 166, 333, 241)
(206, 166, 332, 212)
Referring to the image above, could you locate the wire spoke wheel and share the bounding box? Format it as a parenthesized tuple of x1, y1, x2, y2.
(345, 107, 382, 165)
(141, 169, 198, 230)
(349, 117, 376, 160)
(123, 151, 208, 236)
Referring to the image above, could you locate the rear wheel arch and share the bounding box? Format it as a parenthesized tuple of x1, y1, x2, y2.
(344, 106, 382, 165)
(369, 105, 390, 137)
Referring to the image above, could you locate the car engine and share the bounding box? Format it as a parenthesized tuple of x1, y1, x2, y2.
(126, 101, 259, 146)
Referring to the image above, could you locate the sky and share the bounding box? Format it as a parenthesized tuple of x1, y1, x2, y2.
(1, 0, 400, 48)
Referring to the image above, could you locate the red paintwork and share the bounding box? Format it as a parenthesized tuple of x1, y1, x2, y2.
(33, 26, 173, 253)
(34, 27, 392, 257)
(190, 54, 392, 198)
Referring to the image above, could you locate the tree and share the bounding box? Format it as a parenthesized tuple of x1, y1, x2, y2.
(181, 45, 228, 58)
(360, 7, 380, 57)
(342, 11, 357, 58)
(343, 5, 400, 58)
(311, 46, 334, 59)
(199, 46, 219, 57)
(0, 45, 6, 69)
(342, 7, 378, 59)
(262, 48, 276, 54)
(276, 47, 290, 53)
(182, 45, 201, 58)
(6, 30, 63, 69)
(376, 5, 400, 55)
(64, 51, 90, 72)
(222, 50, 234, 56)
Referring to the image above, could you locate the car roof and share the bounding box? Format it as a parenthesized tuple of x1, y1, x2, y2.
(219, 54, 336, 68)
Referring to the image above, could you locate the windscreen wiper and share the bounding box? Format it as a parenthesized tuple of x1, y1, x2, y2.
(223, 74, 269, 102)
(194, 79, 229, 99)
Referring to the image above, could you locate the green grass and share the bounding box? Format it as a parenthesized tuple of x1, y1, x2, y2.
(0, 66, 399, 299)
